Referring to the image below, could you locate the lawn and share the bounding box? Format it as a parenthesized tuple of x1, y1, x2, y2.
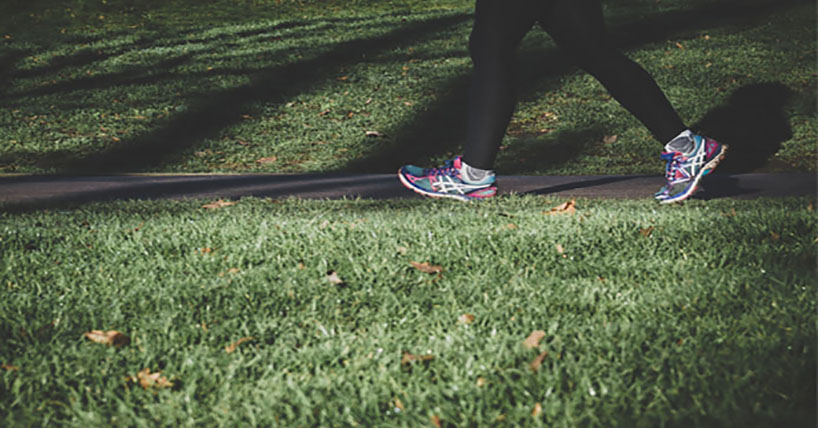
(0, 196, 816, 426)
(0, 0, 815, 175)
(1, 1, 816, 426)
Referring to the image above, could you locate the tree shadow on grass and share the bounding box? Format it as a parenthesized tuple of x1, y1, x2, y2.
(340, 0, 807, 174)
(36, 13, 472, 173)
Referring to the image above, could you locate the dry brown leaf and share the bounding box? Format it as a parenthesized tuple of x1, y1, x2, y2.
(256, 156, 278, 164)
(2, 363, 19, 371)
(202, 199, 237, 210)
(458, 313, 475, 325)
(401, 352, 434, 366)
(523, 330, 546, 349)
(505, 223, 518, 230)
(532, 402, 542, 417)
(675, 42, 684, 49)
(529, 350, 548, 372)
(84, 330, 130, 347)
(225, 336, 255, 354)
(544, 199, 576, 216)
(639, 226, 655, 237)
(218, 268, 240, 277)
(393, 397, 405, 411)
(200, 247, 214, 255)
(770, 232, 781, 241)
(430, 415, 442, 428)
(722, 208, 737, 218)
(602, 135, 618, 144)
(134, 368, 174, 390)
(476, 377, 486, 387)
(410, 261, 443, 274)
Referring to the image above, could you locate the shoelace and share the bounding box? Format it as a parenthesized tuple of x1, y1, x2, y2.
(427, 160, 458, 177)
(661, 151, 683, 185)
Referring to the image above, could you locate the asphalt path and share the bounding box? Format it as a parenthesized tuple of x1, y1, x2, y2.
(0, 173, 814, 211)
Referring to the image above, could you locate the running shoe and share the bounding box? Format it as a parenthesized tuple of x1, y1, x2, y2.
(655, 135, 728, 203)
(398, 156, 497, 201)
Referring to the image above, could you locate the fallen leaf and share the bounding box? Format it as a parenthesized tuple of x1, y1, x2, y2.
(365, 130, 382, 138)
(722, 208, 737, 217)
(202, 199, 237, 210)
(458, 313, 475, 324)
(430, 415, 442, 428)
(410, 261, 443, 274)
(393, 397, 405, 411)
(337, 75, 349, 81)
(639, 226, 655, 237)
(401, 352, 434, 366)
(602, 135, 618, 144)
(84, 330, 130, 347)
(675, 42, 684, 49)
(200, 247, 214, 255)
(218, 268, 240, 277)
(133, 368, 174, 390)
(529, 350, 548, 372)
(532, 402, 542, 417)
(505, 223, 518, 230)
(397, 246, 408, 255)
(2, 363, 19, 371)
(476, 377, 486, 387)
(523, 330, 546, 349)
(326, 270, 347, 287)
(770, 232, 780, 241)
(544, 199, 576, 216)
(225, 336, 255, 353)
(256, 156, 277, 164)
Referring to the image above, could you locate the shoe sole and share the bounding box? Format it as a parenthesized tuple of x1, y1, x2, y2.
(397, 169, 490, 202)
(660, 144, 729, 204)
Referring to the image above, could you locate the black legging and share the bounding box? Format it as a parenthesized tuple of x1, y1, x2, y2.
(463, 0, 687, 170)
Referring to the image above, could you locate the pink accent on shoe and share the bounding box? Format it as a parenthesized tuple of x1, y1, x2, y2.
(453, 156, 463, 170)
(469, 187, 497, 199)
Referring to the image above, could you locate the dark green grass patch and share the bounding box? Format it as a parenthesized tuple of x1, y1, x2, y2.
(1, 196, 815, 426)
(0, 0, 815, 175)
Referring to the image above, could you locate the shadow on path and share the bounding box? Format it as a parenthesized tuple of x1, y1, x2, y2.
(0, 172, 813, 214)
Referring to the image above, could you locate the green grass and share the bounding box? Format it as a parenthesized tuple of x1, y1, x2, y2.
(0, 0, 815, 175)
(1, 196, 815, 426)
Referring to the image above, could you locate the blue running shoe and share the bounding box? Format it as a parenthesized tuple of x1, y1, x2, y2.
(398, 157, 497, 201)
(655, 135, 728, 204)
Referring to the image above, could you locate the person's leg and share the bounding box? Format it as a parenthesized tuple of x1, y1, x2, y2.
(462, 0, 540, 170)
(539, 0, 686, 144)
(396, 0, 539, 201)
(540, 0, 726, 203)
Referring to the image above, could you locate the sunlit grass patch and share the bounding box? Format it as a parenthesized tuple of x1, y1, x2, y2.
(0, 196, 815, 426)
